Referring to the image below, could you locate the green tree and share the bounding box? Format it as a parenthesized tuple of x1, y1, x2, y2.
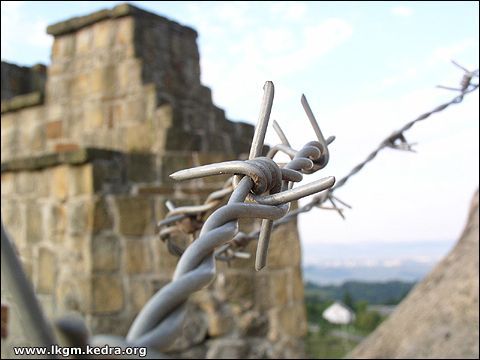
(355, 310, 383, 333)
(343, 291, 354, 309)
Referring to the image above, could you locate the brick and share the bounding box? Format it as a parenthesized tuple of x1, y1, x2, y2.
(270, 271, 289, 307)
(92, 198, 113, 234)
(37, 247, 56, 294)
(72, 73, 90, 97)
(68, 164, 93, 196)
(16, 171, 36, 194)
(84, 103, 104, 129)
(56, 278, 90, 313)
(75, 27, 93, 54)
(290, 267, 305, 303)
(67, 200, 89, 236)
(92, 274, 124, 314)
(154, 238, 180, 277)
(116, 17, 134, 45)
(90, 65, 116, 96)
(116, 196, 153, 236)
(266, 222, 301, 269)
(29, 124, 45, 151)
(124, 124, 152, 152)
(55, 143, 80, 153)
(45, 202, 66, 243)
(51, 34, 75, 59)
(218, 272, 254, 304)
(26, 202, 43, 244)
(51, 165, 69, 200)
(130, 280, 151, 312)
(124, 239, 152, 274)
(125, 153, 157, 183)
(45, 120, 63, 139)
(1, 173, 14, 196)
(92, 233, 120, 272)
(117, 60, 142, 92)
(93, 21, 113, 48)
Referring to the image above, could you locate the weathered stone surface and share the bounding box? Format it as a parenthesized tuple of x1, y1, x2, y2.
(55, 143, 80, 153)
(45, 120, 63, 139)
(124, 239, 152, 274)
(56, 278, 90, 313)
(125, 153, 157, 183)
(290, 267, 305, 303)
(45, 202, 66, 243)
(92, 233, 120, 272)
(92, 274, 124, 314)
(207, 311, 234, 338)
(51, 165, 69, 200)
(116, 196, 153, 236)
(266, 222, 301, 269)
(269, 271, 289, 307)
(130, 280, 151, 312)
(268, 304, 308, 340)
(1, 148, 124, 172)
(1, 92, 43, 114)
(168, 304, 209, 352)
(1, 173, 14, 195)
(67, 200, 90, 236)
(206, 339, 248, 359)
(0, 4, 303, 359)
(218, 271, 255, 304)
(1, 61, 46, 101)
(238, 310, 269, 337)
(25, 202, 43, 244)
(37, 247, 57, 294)
(68, 164, 93, 196)
(92, 197, 113, 233)
(349, 190, 480, 359)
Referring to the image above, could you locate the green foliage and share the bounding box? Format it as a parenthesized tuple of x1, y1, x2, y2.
(304, 281, 406, 358)
(305, 280, 415, 305)
(354, 300, 368, 313)
(343, 291, 354, 309)
(306, 331, 357, 359)
(354, 310, 384, 333)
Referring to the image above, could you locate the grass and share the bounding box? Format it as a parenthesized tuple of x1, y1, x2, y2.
(306, 330, 359, 359)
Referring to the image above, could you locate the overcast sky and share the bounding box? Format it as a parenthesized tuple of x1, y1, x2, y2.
(2, 1, 479, 264)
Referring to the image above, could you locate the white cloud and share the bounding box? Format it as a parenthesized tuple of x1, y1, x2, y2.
(391, 6, 413, 17)
(427, 37, 478, 66)
(1, 1, 52, 63)
(198, 16, 353, 123)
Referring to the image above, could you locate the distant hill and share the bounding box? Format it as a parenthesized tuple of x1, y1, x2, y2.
(348, 190, 479, 359)
(304, 258, 434, 285)
(306, 280, 415, 305)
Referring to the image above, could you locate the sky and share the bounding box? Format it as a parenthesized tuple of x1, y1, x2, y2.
(1, 1, 479, 265)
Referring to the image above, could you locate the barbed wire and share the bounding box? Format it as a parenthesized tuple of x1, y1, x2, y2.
(158, 61, 479, 262)
(87, 81, 336, 352)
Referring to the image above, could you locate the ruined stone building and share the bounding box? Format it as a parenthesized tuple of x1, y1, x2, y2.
(1, 4, 307, 358)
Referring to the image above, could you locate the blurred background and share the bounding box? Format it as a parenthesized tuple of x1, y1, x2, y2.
(1, 1, 478, 358)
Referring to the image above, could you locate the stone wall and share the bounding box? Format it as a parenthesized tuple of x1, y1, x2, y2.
(1, 3, 307, 358)
(1, 62, 46, 101)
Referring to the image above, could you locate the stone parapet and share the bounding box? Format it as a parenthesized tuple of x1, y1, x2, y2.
(0, 3, 306, 358)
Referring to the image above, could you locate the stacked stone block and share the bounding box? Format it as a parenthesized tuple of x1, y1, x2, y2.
(1, 4, 307, 358)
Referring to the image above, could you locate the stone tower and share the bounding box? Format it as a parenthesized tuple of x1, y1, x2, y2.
(1, 4, 307, 358)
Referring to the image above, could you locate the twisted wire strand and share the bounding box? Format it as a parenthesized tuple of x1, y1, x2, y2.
(158, 68, 478, 262)
(332, 82, 479, 191)
(218, 74, 480, 257)
(115, 153, 334, 351)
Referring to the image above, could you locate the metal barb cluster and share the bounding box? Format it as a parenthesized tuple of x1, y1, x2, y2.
(3, 62, 476, 356)
(158, 61, 479, 262)
(93, 81, 335, 352)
